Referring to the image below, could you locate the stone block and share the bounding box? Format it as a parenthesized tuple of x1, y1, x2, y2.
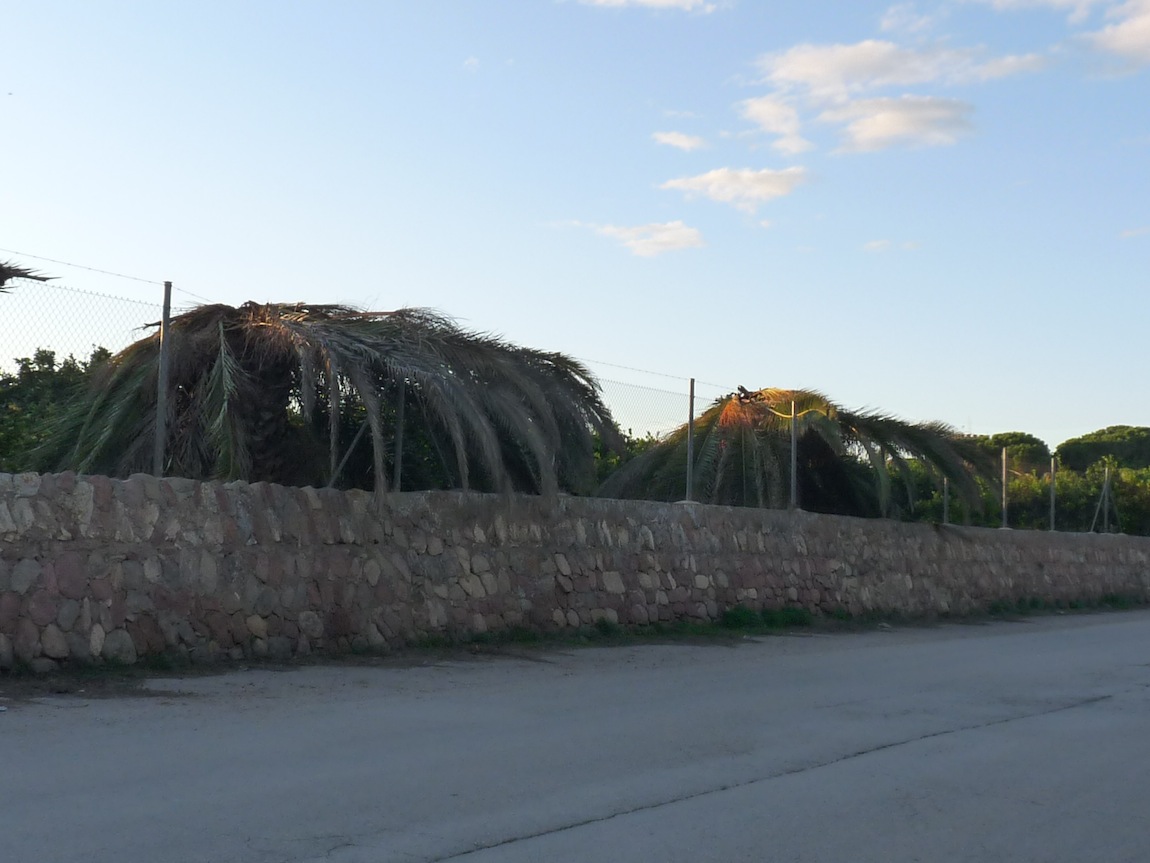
(41, 624, 70, 659)
(102, 628, 138, 665)
(65, 631, 93, 663)
(11, 559, 41, 595)
(602, 571, 626, 595)
(27, 589, 59, 627)
(459, 574, 486, 599)
(246, 615, 268, 640)
(0, 592, 20, 632)
(267, 636, 293, 659)
(479, 571, 498, 596)
(89, 623, 106, 658)
(0, 632, 13, 669)
(298, 610, 324, 639)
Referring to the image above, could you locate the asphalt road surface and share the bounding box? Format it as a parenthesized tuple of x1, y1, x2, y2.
(3, 611, 1149, 863)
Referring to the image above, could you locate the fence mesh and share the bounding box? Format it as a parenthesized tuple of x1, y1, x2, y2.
(4, 276, 1142, 533)
(0, 278, 162, 371)
(580, 361, 732, 442)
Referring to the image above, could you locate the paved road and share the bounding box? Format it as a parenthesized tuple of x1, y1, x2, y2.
(3, 612, 1149, 863)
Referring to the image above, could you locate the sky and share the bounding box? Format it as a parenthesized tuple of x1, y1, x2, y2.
(1, 0, 1148, 448)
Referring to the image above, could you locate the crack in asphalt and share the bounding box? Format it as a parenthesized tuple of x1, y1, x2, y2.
(429, 693, 1115, 862)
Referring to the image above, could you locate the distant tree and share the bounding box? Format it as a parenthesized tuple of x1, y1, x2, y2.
(0, 347, 111, 472)
(967, 431, 1052, 474)
(594, 428, 660, 486)
(1055, 426, 1150, 472)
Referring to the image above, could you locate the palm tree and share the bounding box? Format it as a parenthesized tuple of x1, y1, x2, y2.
(38, 301, 622, 494)
(0, 260, 51, 290)
(598, 386, 990, 517)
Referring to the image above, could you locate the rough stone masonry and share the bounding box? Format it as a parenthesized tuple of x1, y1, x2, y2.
(1, 471, 1148, 669)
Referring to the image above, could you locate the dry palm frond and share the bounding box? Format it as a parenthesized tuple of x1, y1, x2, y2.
(38, 301, 622, 495)
(598, 386, 991, 517)
(0, 260, 52, 289)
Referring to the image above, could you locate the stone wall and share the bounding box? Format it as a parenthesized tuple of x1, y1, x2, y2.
(2, 471, 1149, 670)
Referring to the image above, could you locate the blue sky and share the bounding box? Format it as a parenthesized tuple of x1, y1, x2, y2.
(2, 0, 1147, 448)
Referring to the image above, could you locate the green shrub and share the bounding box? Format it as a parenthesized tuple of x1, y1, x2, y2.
(720, 605, 760, 629)
(762, 607, 812, 628)
(593, 617, 620, 637)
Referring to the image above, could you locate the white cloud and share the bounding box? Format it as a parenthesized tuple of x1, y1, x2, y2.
(738, 96, 813, 154)
(660, 166, 809, 212)
(821, 96, 973, 151)
(758, 40, 1042, 101)
(593, 220, 705, 256)
(864, 239, 919, 250)
(759, 220, 774, 229)
(881, 3, 943, 33)
(652, 131, 708, 151)
(1089, 0, 1150, 64)
(970, 53, 1048, 79)
(579, 0, 716, 11)
(1120, 225, 1150, 238)
(965, 0, 1108, 23)
(462, 57, 480, 72)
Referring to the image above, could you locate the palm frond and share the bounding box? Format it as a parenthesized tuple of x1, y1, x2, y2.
(40, 300, 621, 495)
(0, 260, 52, 289)
(598, 386, 993, 517)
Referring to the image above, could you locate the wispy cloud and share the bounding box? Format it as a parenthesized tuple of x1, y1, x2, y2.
(964, 0, 1108, 24)
(660, 166, 809, 212)
(1089, 0, 1150, 64)
(741, 38, 1041, 153)
(822, 96, 974, 151)
(578, 0, 716, 11)
(759, 40, 1043, 101)
(881, 3, 944, 34)
(738, 96, 813, 154)
(462, 57, 480, 73)
(653, 131, 708, 151)
(1120, 225, 1150, 238)
(592, 220, 706, 256)
(864, 239, 920, 251)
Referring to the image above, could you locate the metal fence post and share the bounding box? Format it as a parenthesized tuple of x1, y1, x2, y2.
(152, 280, 172, 476)
(393, 378, 406, 492)
(685, 378, 695, 501)
(1049, 456, 1056, 531)
(789, 400, 798, 510)
(1000, 446, 1008, 528)
(942, 476, 949, 525)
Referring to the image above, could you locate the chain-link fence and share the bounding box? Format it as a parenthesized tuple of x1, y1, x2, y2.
(578, 360, 732, 442)
(0, 280, 733, 443)
(0, 278, 734, 480)
(0, 277, 161, 372)
(3, 275, 1146, 534)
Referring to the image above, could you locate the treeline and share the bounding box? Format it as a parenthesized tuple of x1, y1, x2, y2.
(0, 348, 110, 474)
(888, 430, 1150, 535)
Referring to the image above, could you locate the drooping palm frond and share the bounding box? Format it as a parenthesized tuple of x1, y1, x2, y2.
(598, 387, 992, 517)
(37, 301, 623, 494)
(0, 260, 52, 289)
